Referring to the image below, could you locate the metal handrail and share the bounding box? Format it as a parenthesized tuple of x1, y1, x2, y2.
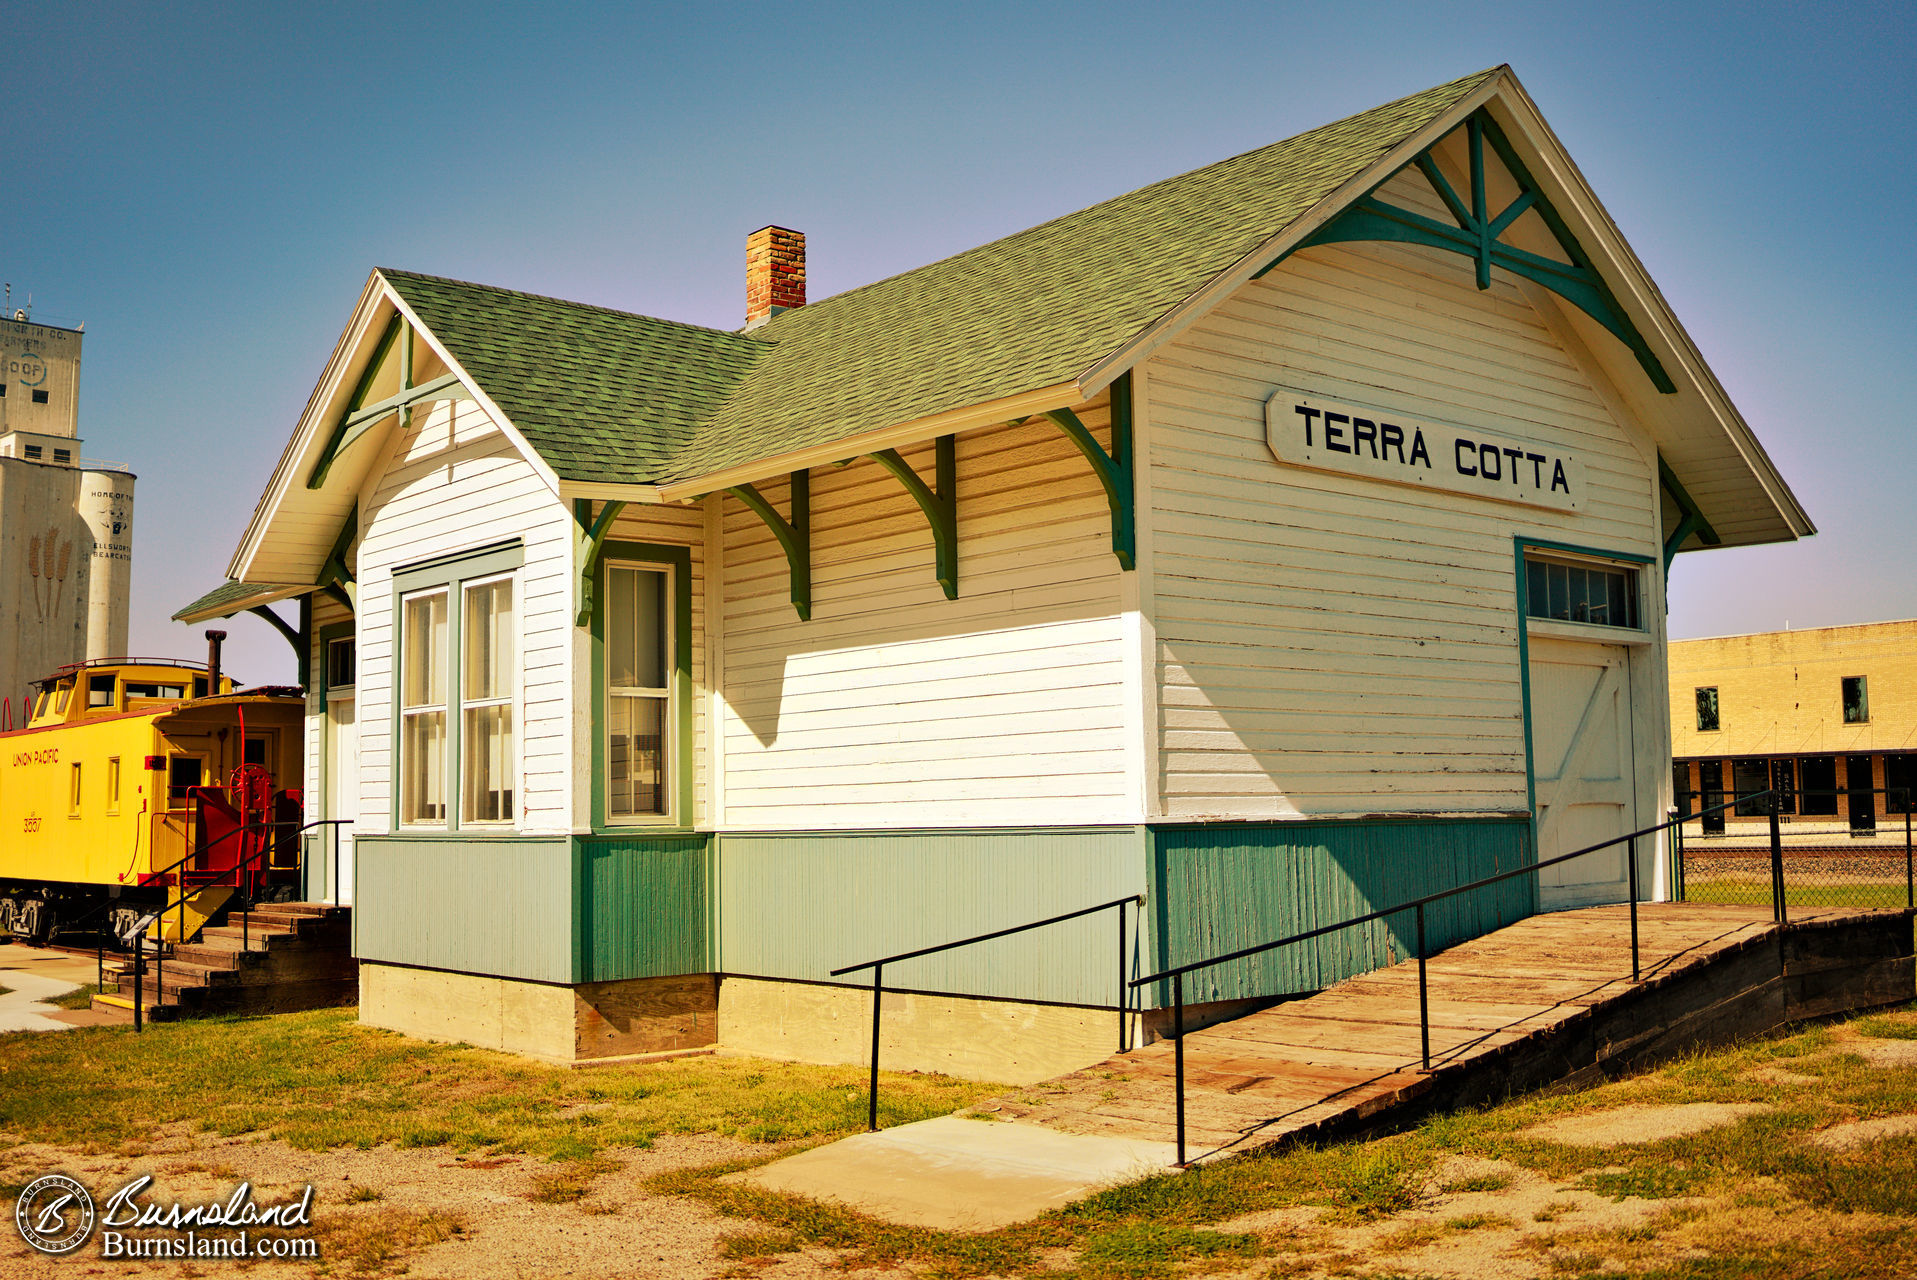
(86, 816, 350, 1031)
(831, 893, 1143, 1131)
(1132, 792, 1762, 1167)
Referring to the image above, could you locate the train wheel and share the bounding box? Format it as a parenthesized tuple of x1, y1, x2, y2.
(0, 898, 14, 936)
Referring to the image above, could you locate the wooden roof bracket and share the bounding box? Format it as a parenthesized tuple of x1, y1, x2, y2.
(317, 508, 358, 613)
(866, 435, 958, 599)
(727, 472, 812, 621)
(1255, 110, 1677, 396)
(1042, 370, 1135, 571)
(1658, 453, 1721, 573)
(572, 498, 629, 627)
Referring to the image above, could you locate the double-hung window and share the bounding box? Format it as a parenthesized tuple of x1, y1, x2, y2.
(605, 562, 671, 820)
(594, 541, 689, 827)
(395, 542, 521, 830)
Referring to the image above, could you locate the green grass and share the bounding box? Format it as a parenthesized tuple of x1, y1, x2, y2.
(0, 1007, 1000, 1158)
(47, 983, 98, 1010)
(1678, 880, 1914, 909)
(640, 1003, 1917, 1278)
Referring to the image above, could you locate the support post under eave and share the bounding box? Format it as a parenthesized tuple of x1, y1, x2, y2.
(1044, 371, 1135, 571)
(727, 473, 811, 620)
(867, 435, 958, 598)
(573, 498, 628, 628)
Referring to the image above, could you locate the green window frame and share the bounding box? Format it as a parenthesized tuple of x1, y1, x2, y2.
(390, 541, 523, 833)
(590, 540, 693, 830)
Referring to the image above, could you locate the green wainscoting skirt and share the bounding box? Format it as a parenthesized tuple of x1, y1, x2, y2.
(1145, 817, 1535, 1006)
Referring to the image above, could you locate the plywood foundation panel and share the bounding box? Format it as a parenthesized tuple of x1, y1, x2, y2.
(574, 973, 718, 1059)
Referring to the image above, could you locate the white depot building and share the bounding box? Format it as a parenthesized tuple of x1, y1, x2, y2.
(0, 312, 134, 722)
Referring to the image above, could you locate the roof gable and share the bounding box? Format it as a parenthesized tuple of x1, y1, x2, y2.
(380, 270, 767, 484)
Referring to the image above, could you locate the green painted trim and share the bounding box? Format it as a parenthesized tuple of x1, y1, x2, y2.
(307, 314, 403, 489)
(728, 472, 811, 620)
(316, 508, 360, 612)
(574, 831, 713, 982)
(313, 617, 354, 902)
(1045, 369, 1135, 570)
(589, 539, 695, 832)
(387, 541, 526, 833)
(867, 435, 958, 598)
(1266, 109, 1675, 395)
(247, 604, 301, 661)
(1657, 453, 1721, 571)
(315, 620, 354, 715)
(571, 498, 628, 627)
(328, 372, 469, 461)
(1513, 535, 1655, 855)
(296, 593, 313, 693)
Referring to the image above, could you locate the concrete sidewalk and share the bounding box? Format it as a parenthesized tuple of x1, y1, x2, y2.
(735, 1115, 1178, 1231)
(0, 942, 111, 1032)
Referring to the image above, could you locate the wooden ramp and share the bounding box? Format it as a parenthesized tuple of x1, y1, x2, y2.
(986, 904, 1915, 1162)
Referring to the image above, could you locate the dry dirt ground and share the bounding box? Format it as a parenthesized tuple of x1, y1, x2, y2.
(5, 1026, 1916, 1279)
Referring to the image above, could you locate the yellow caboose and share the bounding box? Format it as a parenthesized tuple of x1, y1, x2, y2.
(0, 657, 303, 944)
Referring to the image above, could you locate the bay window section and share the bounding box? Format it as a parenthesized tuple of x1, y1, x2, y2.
(462, 577, 515, 823)
(606, 563, 671, 820)
(399, 589, 448, 824)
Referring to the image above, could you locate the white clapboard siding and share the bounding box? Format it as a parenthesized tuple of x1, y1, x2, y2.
(355, 399, 572, 836)
(1146, 228, 1657, 821)
(602, 501, 709, 828)
(719, 412, 1131, 829)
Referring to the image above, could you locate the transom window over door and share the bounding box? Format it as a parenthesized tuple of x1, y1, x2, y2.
(606, 563, 671, 820)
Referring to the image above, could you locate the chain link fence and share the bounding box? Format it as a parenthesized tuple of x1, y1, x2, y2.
(1673, 785, 1914, 911)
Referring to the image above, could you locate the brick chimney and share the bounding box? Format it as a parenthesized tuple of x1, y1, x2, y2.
(745, 225, 805, 329)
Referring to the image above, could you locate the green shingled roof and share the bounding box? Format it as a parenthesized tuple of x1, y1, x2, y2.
(381, 271, 768, 483)
(174, 579, 307, 623)
(383, 69, 1496, 487)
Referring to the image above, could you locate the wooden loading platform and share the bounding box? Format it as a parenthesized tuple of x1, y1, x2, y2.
(989, 903, 1916, 1162)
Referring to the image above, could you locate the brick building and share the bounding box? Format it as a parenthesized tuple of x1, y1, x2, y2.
(1669, 621, 1917, 834)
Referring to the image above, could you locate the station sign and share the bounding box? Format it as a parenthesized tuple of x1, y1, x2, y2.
(1264, 387, 1583, 513)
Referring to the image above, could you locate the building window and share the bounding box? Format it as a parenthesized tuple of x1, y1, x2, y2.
(53, 448, 70, 464)
(1525, 555, 1640, 629)
(1888, 756, 1917, 815)
(1800, 755, 1838, 816)
(327, 636, 356, 691)
(1695, 687, 1719, 732)
(24, 443, 41, 459)
(605, 563, 672, 820)
(460, 577, 515, 823)
(31, 389, 48, 404)
(399, 589, 449, 825)
(1732, 758, 1770, 817)
(392, 541, 523, 831)
(1842, 676, 1869, 725)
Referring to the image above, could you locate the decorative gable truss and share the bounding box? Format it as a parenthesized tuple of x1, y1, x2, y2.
(1262, 109, 1676, 396)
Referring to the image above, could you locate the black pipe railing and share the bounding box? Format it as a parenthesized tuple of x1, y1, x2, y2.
(83, 817, 350, 1030)
(831, 894, 1143, 1131)
(1673, 785, 1913, 911)
(1130, 793, 1760, 1168)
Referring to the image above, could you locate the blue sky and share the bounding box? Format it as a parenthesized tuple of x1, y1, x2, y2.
(9, 1, 1912, 683)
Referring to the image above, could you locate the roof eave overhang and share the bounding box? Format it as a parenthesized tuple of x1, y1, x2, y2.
(652, 379, 1082, 502)
(173, 582, 311, 625)
(229, 271, 567, 583)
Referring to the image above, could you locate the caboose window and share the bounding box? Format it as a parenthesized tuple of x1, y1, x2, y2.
(399, 588, 449, 825)
(605, 563, 672, 820)
(461, 577, 515, 824)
